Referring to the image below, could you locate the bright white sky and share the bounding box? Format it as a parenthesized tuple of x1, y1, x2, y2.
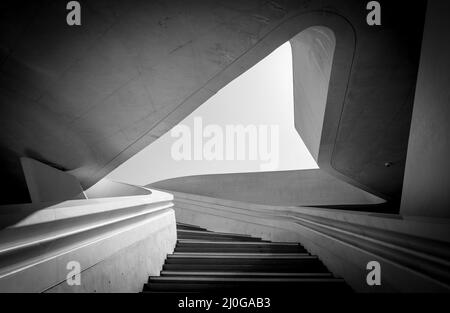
(107, 42, 318, 186)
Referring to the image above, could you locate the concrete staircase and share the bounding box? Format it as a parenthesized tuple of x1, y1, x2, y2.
(142, 222, 351, 293)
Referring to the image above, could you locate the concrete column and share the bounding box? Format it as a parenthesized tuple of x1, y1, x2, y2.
(400, 2, 450, 218)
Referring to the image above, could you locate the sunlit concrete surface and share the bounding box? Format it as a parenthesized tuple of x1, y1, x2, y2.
(0, 189, 176, 292)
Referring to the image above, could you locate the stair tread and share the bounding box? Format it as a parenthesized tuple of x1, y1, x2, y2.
(178, 235, 265, 241)
(170, 253, 310, 258)
(176, 225, 208, 231)
(160, 271, 333, 277)
(178, 235, 261, 239)
(177, 240, 298, 245)
(149, 276, 343, 282)
(166, 259, 319, 265)
(176, 246, 302, 250)
(175, 249, 305, 254)
(178, 229, 253, 237)
(176, 222, 204, 227)
(144, 281, 350, 292)
(143, 222, 351, 293)
(163, 264, 328, 272)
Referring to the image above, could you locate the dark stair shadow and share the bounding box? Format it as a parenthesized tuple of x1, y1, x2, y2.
(143, 222, 352, 294)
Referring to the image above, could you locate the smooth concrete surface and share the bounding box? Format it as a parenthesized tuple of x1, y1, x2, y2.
(150, 169, 384, 207)
(291, 26, 335, 161)
(0, 189, 176, 292)
(0, 190, 171, 229)
(46, 219, 175, 293)
(0, 1, 426, 204)
(85, 179, 152, 199)
(401, 1, 450, 218)
(161, 189, 450, 292)
(21, 157, 86, 203)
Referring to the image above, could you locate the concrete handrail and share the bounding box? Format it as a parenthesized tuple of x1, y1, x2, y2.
(0, 189, 176, 292)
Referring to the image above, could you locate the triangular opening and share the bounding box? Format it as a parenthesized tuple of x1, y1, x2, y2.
(106, 41, 318, 186)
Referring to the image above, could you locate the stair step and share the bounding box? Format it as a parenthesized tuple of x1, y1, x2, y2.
(176, 222, 205, 228)
(166, 255, 318, 265)
(177, 240, 298, 246)
(149, 276, 341, 283)
(160, 271, 333, 278)
(163, 262, 328, 272)
(177, 231, 265, 242)
(170, 253, 310, 258)
(143, 221, 351, 293)
(177, 234, 265, 242)
(176, 243, 304, 251)
(178, 229, 253, 237)
(175, 247, 304, 253)
(176, 225, 208, 231)
(143, 279, 349, 292)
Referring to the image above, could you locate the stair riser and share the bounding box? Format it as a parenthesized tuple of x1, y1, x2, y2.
(163, 264, 328, 272)
(178, 230, 253, 237)
(144, 282, 349, 292)
(175, 247, 305, 253)
(166, 258, 318, 265)
(176, 226, 208, 231)
(177, 240, 297, 245)
(143, 222, 350, 293)
(176, 242, 300, 246)
(159, 273, 333, 278)
(178, 235, 264, 242)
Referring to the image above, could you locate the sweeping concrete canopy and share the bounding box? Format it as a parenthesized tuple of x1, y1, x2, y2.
(0, 0, 426, 205)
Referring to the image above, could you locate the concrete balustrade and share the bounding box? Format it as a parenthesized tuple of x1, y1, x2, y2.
(0, 189, 176, 293)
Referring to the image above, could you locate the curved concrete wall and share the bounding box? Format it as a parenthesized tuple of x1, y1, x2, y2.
(401, 1, 450, 218)
(291, 26, 335, 160)
(0, 1, 425, 204)
(150, 169, 383, 207)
